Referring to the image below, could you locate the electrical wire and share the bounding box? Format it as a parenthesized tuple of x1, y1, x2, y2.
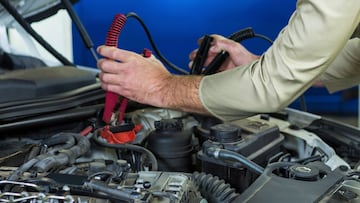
(254, 33, 274, 44)
(125, 12, 189, 75)
(123, 13, 276, 76)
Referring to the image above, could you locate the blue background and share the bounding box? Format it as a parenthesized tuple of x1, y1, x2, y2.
(72, 0, 296, 69)
(72, 0, 358, 115)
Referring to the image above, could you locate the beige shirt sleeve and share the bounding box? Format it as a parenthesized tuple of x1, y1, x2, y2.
(320, 38, 360, 93)
(199, 0, 360, 121)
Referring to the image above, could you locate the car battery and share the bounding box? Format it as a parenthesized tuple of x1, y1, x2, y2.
(197, 117, 284, 193)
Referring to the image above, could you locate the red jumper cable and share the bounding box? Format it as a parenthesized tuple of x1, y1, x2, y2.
(102, 13, 127, 124)
(102, 14, 152, 124)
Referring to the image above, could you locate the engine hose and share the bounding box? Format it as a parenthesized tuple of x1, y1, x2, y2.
(26, 145, 42, 161)
(34, 154, 69, 172)
(7, 158, 38, 181)
(93, 129, 158, 171)
(192, 172, 239, 203)
(3, 157, 40, 192)
(6, 133, 77, 181)
(34, 133, 91, 172)
(42, 132, 76, 152)
(20, 133, 77, 171)
(206, 147, 264, 175)
(83, 180, 134, 202)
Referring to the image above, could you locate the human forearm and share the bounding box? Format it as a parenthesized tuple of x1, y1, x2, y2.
(160, 75, 210, 115)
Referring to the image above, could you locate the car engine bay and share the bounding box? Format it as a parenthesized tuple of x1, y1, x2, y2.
(0, 89, 360, 202)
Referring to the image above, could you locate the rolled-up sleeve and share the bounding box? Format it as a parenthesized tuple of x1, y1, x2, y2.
(320, 38, 360, 93)
(199, 0, 360, 121)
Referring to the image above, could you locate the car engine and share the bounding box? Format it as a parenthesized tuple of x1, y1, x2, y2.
(0, 91, 360, 203)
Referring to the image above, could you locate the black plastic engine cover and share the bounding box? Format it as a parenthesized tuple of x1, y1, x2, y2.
(0, 66, 96, 103)
(233, 161, 352, 203)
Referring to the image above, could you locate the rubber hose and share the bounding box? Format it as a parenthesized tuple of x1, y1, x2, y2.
(93, 129, 158, 171)
(83, 181, 134, 202)
(207, 147, 264, 175)
(35, 133, 90, 172)
(42, 133, 76, 152)
(26, 145, 42, 161)
(34, 154, 69, 172)
(192, 171, 239, 203)
(7, 158, 38, 181)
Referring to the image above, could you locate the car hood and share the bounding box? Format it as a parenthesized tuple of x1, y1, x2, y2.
(0, 0, 78, 26)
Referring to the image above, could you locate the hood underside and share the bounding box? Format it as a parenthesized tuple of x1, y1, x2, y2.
(0, 0, 78, 26)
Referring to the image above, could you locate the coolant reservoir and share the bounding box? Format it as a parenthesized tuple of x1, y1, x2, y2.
(147, 119, 194, 172)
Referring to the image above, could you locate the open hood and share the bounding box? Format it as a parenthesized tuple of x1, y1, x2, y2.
(0, 0, 78, 26)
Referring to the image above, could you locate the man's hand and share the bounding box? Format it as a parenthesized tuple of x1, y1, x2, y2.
(189, 34, 260, 72)
(97, 46, 172, 108)
(97, 45, 210, 115)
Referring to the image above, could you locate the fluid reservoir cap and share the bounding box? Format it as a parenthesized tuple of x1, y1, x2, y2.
(288, 165, 321, 181)
(154, 119, 183, 131)
(210, 124, 241, 143)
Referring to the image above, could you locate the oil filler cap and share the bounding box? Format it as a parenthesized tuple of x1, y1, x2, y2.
(288, 165, 321, 181)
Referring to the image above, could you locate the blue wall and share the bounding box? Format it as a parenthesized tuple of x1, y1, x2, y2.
(72, 0, 296, 70)
(72, 0, 358, 115)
